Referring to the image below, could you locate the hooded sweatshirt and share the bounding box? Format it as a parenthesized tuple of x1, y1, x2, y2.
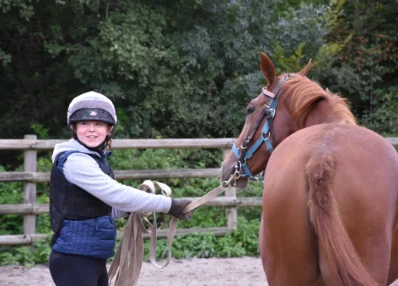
(51, 138, 172, 219)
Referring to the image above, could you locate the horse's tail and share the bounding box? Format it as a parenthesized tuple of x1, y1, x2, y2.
(306, 155, 379, 286)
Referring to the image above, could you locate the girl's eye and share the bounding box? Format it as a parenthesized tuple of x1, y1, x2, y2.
(96, 122, 104, 126)
(246, 107, 255, 115)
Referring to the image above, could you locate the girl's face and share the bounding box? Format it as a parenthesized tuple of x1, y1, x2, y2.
(75, 121, 112, 148)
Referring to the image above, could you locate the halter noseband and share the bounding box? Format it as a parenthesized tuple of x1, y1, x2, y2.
(231, 74, 292, 181)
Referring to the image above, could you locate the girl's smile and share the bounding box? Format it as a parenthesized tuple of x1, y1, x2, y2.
(75, 121, 112, 148)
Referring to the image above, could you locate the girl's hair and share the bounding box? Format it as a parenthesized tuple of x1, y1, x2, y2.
(106, 136, 112, 151)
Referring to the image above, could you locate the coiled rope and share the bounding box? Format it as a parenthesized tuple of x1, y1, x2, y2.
(108, 172, 239, 286)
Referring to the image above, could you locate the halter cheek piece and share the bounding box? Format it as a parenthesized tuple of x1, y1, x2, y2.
(231, 74, 292, 181)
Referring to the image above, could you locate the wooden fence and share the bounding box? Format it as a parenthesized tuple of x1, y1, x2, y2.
(0, 135, 259, 245)
(1, 135, 397, 246)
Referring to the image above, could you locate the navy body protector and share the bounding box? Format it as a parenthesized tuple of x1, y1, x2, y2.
(49, 150, 114, 246)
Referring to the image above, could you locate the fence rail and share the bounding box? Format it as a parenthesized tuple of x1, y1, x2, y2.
(0, 135, 397, 245)
(0, 168, 221, 183)
(0, 136, 242, 245)
(0, 138, 236, 150)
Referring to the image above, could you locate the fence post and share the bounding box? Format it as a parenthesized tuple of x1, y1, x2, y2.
(224, 149, 237, 230)
(23, 134, 37, 245)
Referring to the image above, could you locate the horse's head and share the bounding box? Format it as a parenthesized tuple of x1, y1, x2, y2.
(221, 52, 313, 189)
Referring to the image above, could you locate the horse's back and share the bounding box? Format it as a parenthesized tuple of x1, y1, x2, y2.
(267, 123, 398, 194)
(261, 123, 398, 285)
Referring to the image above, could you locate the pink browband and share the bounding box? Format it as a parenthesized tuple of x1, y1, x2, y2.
(262, 87, 276, 98)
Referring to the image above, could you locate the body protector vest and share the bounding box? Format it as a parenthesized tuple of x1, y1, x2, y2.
(50, 151, 114, 246)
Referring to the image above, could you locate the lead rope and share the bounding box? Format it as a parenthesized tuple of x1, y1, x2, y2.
(108, 172, 240, 286)
(108, 180, 172, 286)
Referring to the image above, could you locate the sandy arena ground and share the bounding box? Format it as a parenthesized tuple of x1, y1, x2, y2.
(2, 257, 398, 286)
(0, 257, 266, 286)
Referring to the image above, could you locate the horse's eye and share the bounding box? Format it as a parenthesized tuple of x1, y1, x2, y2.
(246, 107, 255, 115)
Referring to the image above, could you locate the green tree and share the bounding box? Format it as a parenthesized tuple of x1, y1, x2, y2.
(315, 0, 398, 130)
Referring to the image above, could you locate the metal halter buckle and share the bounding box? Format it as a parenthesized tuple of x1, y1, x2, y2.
(221, 170, 240, 188)
(264, 104, 275, 118)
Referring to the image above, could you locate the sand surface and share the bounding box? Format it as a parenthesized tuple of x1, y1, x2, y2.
(2, 257, 398, 286)
(0, 257, 266, 286)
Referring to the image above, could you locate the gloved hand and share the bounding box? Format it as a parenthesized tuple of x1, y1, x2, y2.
(168, 198, 194, 220)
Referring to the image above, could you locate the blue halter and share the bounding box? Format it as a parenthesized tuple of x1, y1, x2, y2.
(232, 74, 292, 181)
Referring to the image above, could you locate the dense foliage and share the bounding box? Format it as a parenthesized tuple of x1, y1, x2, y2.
(1, 1, 396, 143)
(0, 0, 397, 265)
(315, 0, 398, 131)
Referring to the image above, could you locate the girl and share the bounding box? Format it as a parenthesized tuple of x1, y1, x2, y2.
(49, 91, 193, 286)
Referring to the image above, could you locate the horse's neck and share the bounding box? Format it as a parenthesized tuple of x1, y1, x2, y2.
(303, 99, 340, 128)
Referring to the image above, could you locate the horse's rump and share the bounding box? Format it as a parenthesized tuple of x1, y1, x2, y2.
(261, 123, 398, 286)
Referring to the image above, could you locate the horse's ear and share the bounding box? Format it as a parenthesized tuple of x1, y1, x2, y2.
(299, 59, 312, 76)
(260, 52, 276, 85)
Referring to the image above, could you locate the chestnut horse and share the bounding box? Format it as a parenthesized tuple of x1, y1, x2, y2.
(221, 53, 398, 286)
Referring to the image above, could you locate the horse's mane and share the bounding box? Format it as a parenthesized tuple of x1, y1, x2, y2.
(281, 74, 356, 128)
